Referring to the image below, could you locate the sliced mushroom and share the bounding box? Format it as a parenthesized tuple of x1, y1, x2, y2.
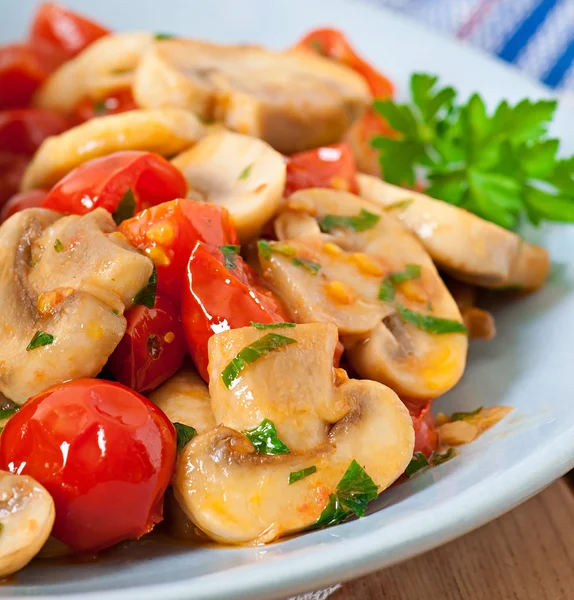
(148, 364, 215, 434)
(262, 188, 468, 400)
(171, 129, 285, 240)
(174, 323, 414, 544)
(133, 39, 370, 154)
(357, 174, 550, 291)
(0, 208, 153, 403)
(21, 109, 204, 191)
(35, 32, 154, 114)
(0, 471, 55, 577)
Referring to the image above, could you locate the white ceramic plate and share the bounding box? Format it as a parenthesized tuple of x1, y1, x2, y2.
(2, 1, 574, 598)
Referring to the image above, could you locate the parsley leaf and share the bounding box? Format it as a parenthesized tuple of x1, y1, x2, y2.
(372, 73, 574, 229)
(319, 209, 380, 233)
(133, 265, 157, 308)
(173, 422, 197, 451)
(238, 163, 254, 180)
(220, 244, 240, 270)
(289, 466, 317, 484)
(292, 256, 321, 274)
(396, 305, 467, 334)
(405, 451, 429, 476)
(250, 321, 296, 329)
(451, 406, 483, 422)
(93, 100, 107, 115)
(0, 406, 19, 420)
(54, 239, 64, 252)
(113, 188, 136, 225)
(26, 331, 54, 351)
(430, 447, 458, 466)
(379, 264, 421, 301)
(155, 32, 176, 40)
(257, 240, 297, 260)
(221, 333, 297, 389)
(310, 460, 378, 529)
(243, 419, 290, 455)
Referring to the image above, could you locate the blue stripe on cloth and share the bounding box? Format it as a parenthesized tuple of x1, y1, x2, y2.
(497, 0, 560, 63)
(543, 35, 574, 86)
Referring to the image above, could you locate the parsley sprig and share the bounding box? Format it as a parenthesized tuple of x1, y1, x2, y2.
(372, 73, 574, 229)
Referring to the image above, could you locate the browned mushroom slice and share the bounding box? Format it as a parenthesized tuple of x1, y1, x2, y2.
(173, 323, 413, 545)
(0, 208, 153, 403)
(133, 39, 370, 154)
(357, 174, 550, 291)
(262, 188, 468, 400)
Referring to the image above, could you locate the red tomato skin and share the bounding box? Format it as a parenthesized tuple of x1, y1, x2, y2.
(108, 295, 187, 393)
(0, 44, 47, 109)
(0, 108, 70, 155)
(0, 189, 47, 222)
(0, 152, 29, 205)
(295, 28, 394, 99)
(182, 242, 286, 381)
(72, 88, 138, 124)
(30, 3, 110, 71)
(42, 151, 187, 217)
(120, 199, 238, 302)
(0, 379, 176, 553)
(284, 143, 359, 197)
(404, 400, 439, 458)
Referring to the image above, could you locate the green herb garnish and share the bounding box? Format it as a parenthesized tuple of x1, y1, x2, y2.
(289, 466, 317, 484)
(221, 333, 297, 389)
(238, 163, 254, 180)
(430, 447, 458, 465)
(26, 331, 54, 351)
(220, 245, 240, 270)
(155, 32, 176, 40)
(243, 419, 290, 455)
(319, 209, 380, 233)
(113, 188, 136, 225)
(451, 406, 483, 422)
(292, 257, 321, 274)
(405, 452, 430, 476)
(372, 73, 574, 229)
(0, 406, 19, 420)
(396, 304, 467, 334)
(385, 199, 414, 211)
(311, 460, 378, 529)
(378, 264, 421, 301)
(133, 265, 157, 308)
(54, 239, 64, 252)
(173, 422, 197, 451)
(250, 321, 296, 329)
(257, 240, 297, 260)
(93, 100, 107, 115)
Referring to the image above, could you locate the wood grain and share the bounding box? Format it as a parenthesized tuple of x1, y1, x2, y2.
(333, 479, 574, 600)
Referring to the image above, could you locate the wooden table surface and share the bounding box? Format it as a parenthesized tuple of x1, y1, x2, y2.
(332, 475, 574, 600)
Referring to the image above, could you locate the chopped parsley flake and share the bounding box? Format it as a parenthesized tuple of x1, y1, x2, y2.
(243, 419, 290, 455)
(238, 163, 254, 180)
(250, 321, 296, 329)
(292, 256, 321, 274)
(289, 466, 317, 484)
(133, 265, 157, 308)
(173, 422, 197, 451)
(112, 188, 136, 225)
(220, 245, 240, 270)
(54, 239, 64, 252)
(396, 305, 467, 334)
(319, 209, 380, 233)
(26, 331, 54, 351)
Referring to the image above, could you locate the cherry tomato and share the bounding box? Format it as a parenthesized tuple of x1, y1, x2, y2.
(0, 379, 176, 553)
(42, 151, 187, 220)
(72, 88, 138, 124)
(284, 143, 359, 197)
(0, 108, 70, 155)
(0, 152, 29, 205)
(108, 295, 187, 393)
(0, 189, 47, 222)
(182, 242, 286, 381)
(120, 199, 238, 302)
(295, 28, 394, 99)
(0, 44, 47, 109)
(404, 400, 439, 458)
(29, 3, 110, 72)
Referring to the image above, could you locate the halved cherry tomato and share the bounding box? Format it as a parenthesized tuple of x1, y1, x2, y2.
(42, 151, 187, 220)
(29, 2, 110, 72)
(120, 199, 238, 302)
(0, 379, 176, 553)
(295, 28, 394, 99)
(182, 242, 286, 381)
(404, 400, 439, 458)
(0, 189, 47, 222)
(108, 295, 187, 393)
(284, 143, 359, 197)
(72, 88, 138, 124)
(0, 152, 29, 205)
(0, 44, 47, 109)
(0, 108, 70, 155)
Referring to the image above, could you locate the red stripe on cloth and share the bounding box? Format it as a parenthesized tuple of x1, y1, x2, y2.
(457, 0, 500, 39)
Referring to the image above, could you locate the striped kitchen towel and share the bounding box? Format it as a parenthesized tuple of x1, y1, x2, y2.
(370, 0, 574, 89)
